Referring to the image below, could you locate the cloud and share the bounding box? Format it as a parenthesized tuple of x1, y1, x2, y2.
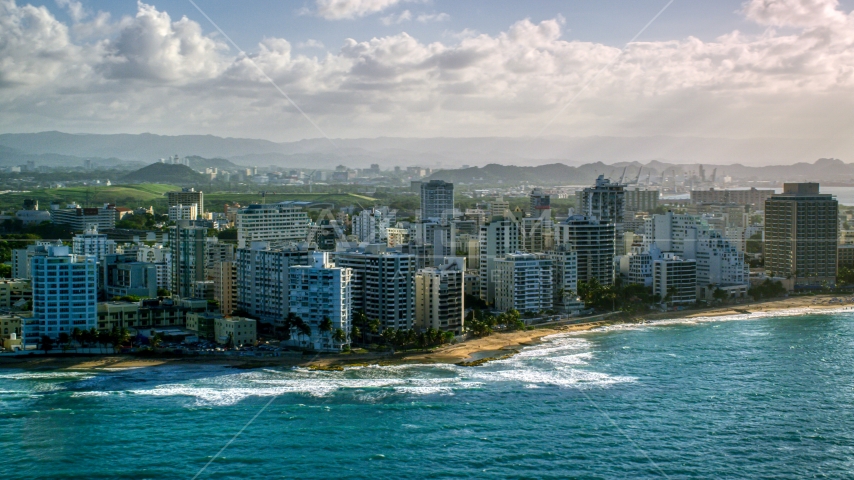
(315, 0, 402, 20)
(3, 0, 854, 143)
(55, 0, 85, 22)
(741, 0, 847, 27)
(380, 9, 411, 25)
(98, 2, 227, 82)
(297, 39, 326, 49)
(416, 12, 449, 23)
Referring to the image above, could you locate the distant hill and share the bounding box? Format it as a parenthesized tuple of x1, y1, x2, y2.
(3, 131, 854, 169)
(122, 163, 206, 184)
(427, 158, 854, 185)
(184, 155, 240, 170)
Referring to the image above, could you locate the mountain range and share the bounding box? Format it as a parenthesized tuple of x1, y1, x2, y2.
(0, 131, 852, 183)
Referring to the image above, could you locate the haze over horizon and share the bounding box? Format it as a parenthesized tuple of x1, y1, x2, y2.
(4, 0, 854, 166)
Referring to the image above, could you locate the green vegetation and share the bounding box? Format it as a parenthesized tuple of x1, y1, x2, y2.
(0, 184, 180, 212)
(466, 309, 525, 337)
(748, 279, 787, 300)
(578, 279, 659, 312)
(121, 163, 206, 184)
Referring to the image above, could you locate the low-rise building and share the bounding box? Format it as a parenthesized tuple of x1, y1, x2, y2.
(214, 317, 257, 346)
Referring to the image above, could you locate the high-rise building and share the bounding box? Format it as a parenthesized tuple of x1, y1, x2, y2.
(168, 204, 199, 222)
(72, 225, 116, 263)
(334, 244, 415, 331)
(549, 244, 579, 310)
(235, 202, 310, 248)
(210, 260, 236, 315)
(479, 215, 521, 303)
(168, 188, 204, 217)
(765, 183, 838, 287)
(236, 242, 314, 325)
(352, 206, 397, 243)
(24, 246, 98, 345)
(493, 252, 553, 314)
(554, 215, 616, 286)
(691, 188, 774, 206)
(415, 257, 465, 334)
(624, 189, 660, 213)
(169, 220, 207, 298)
(577, 175, 625, 224)
(102, 254, 158, 299)
(12, 241, 63, 279)
(51, 204, 117, 231)
(529, 188, 551, 216)
(644, 211, 748, 299)
(137, 244, 171, 291)
(288, 252, 352, 352)
(205, 238, 235, 272)
(420, 180, 455, 221)
(653, 254, 697, 306)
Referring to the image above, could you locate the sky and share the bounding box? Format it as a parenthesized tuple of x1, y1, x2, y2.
(3, 0, 854, 149)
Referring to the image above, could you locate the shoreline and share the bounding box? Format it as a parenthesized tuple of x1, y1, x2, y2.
(3, 295, 853, 372)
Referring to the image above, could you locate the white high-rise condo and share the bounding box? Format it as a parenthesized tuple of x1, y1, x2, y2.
(235, 202, 310, 248)
(24, 246, 98, 346)
(288, 252, 352, 352)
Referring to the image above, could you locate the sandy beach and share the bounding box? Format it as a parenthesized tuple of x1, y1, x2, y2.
(2, 294, 853, 372)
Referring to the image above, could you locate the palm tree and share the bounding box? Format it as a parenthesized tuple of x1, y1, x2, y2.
(351, 325, 361, 345)
(71, 328, 83, 350)
(332, 328, 346, 348)
(97, 330, 111, 354)
(319, 317, 333, 346)
(151, 333, 163, 349)
(40, 335, 54, 354)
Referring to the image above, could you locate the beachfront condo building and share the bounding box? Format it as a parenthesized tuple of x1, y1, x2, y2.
(236, 241, 314, 325)
(288, 252, 353, 352)
(24, 245, 98, 345)
(334, 244, 415, 331)
(492, 252, 553, 314)
(549, 244, 579, 310)
(554, 215, 616, 286)
(653, 254, 697, 306)
(235, 202, 310, 248)
(479, 215, 521, 304)
(765, 183, 839, 287)
(415, 257, 465, 334)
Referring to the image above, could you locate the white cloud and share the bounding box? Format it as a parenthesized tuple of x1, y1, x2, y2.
(416, 12, 449, 23)
(741, 0, 847, 27)
(55, 0, 85, 22)
(315, 0, 402, 20)
(3, 0, 854, 143)
(297, 39, 326, 49)
(380, 9, 412, 25)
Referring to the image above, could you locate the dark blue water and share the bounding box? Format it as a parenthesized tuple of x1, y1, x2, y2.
(3, 311, 854, 479)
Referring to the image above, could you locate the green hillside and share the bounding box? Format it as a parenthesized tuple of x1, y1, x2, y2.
(121, 163, 207, 184)
(0, 184, 181, 211)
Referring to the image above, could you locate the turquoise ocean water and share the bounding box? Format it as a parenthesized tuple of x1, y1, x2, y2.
(3, 310, 854, 479)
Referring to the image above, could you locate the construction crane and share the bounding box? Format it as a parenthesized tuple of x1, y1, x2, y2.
(628, 166, 643, 185)
(618, 166, 628, 184)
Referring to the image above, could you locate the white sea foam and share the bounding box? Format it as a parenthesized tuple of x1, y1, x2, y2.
(0, 371, 94, 380)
